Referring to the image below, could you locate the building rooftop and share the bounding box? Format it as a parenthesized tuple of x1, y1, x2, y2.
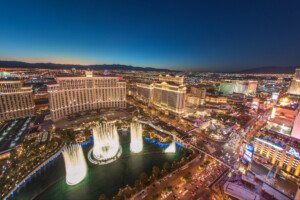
(223, 181, 261, 200)
(241, 175, 257, 186)
(0, 117, 32, 153)
(271, 116, 295, 127)
(261, 183, 292, 200)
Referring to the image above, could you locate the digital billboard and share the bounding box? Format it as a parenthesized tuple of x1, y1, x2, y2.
(239, 142, 254, 166)
(271, 93, 279, 100)
(243, 143, 254, 162)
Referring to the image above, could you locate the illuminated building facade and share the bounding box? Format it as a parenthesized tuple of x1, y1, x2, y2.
(205, 95, 228, 104)
(152, 82, 186, 114)
(158, 74, 184, 85)
(187, 95, 204, 106)
(190, 86, 206, 98)
(47, 72, 126, 121)
(291, 113, 300, 139)
(136, 83, 153, 103)
(288, 69, 300, 96)
(136, 81, 186, 115)
(251, 98, 260, 111)
(219, 80, 258, 95)
(253, 137, 300, 177)
(186, 86, 206, 106)
(219, 80, 235, 94)
(0, 81, 34, 121)
(268, 106, 299, 138)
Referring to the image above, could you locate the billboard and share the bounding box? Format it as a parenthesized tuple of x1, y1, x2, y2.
(243, 143, 254, 162)
(239, 157, 248, 167)
(104, 70, 110, 75)
(239, 142, 254, 166)
(271, 93, 279, 100)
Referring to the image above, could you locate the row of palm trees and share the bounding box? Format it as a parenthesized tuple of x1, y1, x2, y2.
(106, 150, 194, 200)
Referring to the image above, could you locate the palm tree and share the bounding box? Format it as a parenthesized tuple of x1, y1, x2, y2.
(139, 172, 149, 187)
(151, 166, 160, 181)
(99, 194, 108, 200)
(162, 162, 171, 175)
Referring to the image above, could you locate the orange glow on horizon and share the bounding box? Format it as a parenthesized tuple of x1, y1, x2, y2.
(0, 56, 104, 66)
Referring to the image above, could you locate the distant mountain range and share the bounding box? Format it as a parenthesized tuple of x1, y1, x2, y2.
(235, 66, 299, 74)
(0, 61, 172, 72)
(0, 60, 298, 74)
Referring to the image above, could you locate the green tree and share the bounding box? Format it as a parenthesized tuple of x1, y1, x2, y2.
(83, 128, 91, 138)
(112, 196, 123, 200)
(115, 121, 122, 129)
(150, 166, 160, 181)
(171, 159, 180, 169)
(166, 136, 173, 143)
(134, 179, 142, 191)
(162, 162, 171, 175)
(143, 130, 150, 138)
(9, 149, 18, 161)
(133, 111, 139, 116)
(98, 194, 108, 200)
(139, 172, 149, 187)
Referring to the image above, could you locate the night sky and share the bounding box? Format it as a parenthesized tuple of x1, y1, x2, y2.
(0, 0, 300, 71)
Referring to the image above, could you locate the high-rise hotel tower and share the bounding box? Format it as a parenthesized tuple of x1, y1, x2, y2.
(136, 81, 186, 115)
(47, 72, 126, 121)
(288, 68, 300, 96)
(0, 81, 35, 121)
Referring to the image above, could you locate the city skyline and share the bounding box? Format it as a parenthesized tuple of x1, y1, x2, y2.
(1, 1, 300, 71)
(1, 66, 300, 200)
(2, 1, 300, 199)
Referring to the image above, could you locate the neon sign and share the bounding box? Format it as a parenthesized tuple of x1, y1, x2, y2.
(245, 143, 254, 152)
(286, 147, 300, 158)
(254, 137, 283, 150)
(104, 70, 109, 75)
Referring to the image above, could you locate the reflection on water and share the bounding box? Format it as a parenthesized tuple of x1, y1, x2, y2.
(11, 133, 184, 200)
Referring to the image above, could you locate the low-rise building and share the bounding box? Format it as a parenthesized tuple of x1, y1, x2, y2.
(268, 105, 300, 139)
(205, 95, 228, 104)
(223, 181, 261, 200)
(190, 86, 206, 98)
(220, 80, 258, 96)
(158, 74, 184, 85)
(186, 95, 204, 106)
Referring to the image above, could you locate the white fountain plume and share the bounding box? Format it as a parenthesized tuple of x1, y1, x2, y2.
(130, 123, 143, 153)
(92, 123, 121, 162)
(63, 145, 87, 186)
(165, 141, 176, 153)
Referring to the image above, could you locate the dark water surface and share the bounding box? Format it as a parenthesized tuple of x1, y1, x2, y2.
(11, 133, 183, 200)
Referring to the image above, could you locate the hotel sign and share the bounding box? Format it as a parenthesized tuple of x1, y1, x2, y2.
(286, 147, 300, 158)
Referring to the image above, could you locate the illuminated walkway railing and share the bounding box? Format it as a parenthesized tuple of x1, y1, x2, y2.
(3, 143, 65, 200)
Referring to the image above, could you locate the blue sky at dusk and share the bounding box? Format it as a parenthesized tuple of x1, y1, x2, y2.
(0, 0, 300, 71)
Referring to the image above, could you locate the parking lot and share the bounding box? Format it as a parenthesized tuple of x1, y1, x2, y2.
(0, 117, 33, 152)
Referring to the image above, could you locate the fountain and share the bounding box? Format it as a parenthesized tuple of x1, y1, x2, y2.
(130, 123, 143, 153)
(63, 145, 87, 186)
(88, 123, 122, 165)
(165, 141, 176, 153)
